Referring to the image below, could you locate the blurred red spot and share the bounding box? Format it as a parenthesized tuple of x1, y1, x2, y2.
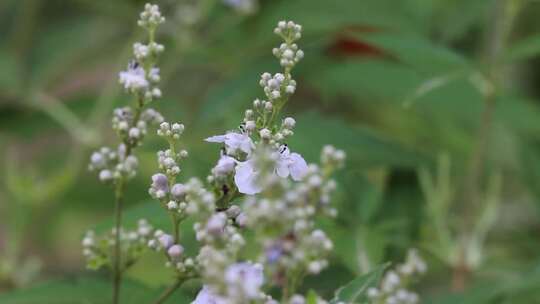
(328, 26, 385, 58)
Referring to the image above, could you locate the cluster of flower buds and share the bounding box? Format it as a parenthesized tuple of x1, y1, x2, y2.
(259, 72, 297, 102)
(321, 145, 346, 170)
(147, 230, 197, 274)
(367, 249, 427, 304)
(192, 262, 276, 304)
(192, 207, 246, 290)
(238, 147, 343, 283)
(137, 3, 166, 29)
(195, 212, 245, 247)
(88, 144, 139, 182)
(273, 20, 303, 69)
(149, 174, 213, 215)
(157, 121, 185, 140)
(112, 107, 164, 146)
(89, 3, 167, 186)
(273, 42, 304, 69)
(157, 149, 182, 176)
(133, 42, 164, 61)
(274, 20, 302, 42)
(82, 219, 154, 270)
(223, 20, 302, 152)
(119, 4, 164, 101)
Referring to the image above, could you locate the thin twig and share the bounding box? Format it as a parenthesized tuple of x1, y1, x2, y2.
(113, 179, 125, 304)
(152, 280, 183, 304)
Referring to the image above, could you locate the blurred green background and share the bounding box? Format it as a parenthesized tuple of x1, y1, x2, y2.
(2, 0, 540, 303)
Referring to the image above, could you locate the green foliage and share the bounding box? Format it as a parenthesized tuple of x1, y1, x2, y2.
(0, 276, 190, 304)
(329, 264, 387, 304)
(1, 0, 540, 302)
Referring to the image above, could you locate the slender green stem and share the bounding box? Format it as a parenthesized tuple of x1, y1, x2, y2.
(151, 279, 184, 304)
(456, 0, 520, 291)
(171, 213, 180, 244)
(113, 179, 125, 304)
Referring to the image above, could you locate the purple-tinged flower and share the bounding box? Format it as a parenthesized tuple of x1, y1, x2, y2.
(234, 159, 262, 195)
(119, 62, 148, 91)
(149, 173, 169, 199)
(192, 286, 227, 304)
(275, 145, 308, 181)
(206, 132, 255, 156)
(171, 183, 187, 200)
(213, 154, 237, 176)
(167, 244, 184, 260)
(225, 262, 264, 299)
(158, 234, 174, 249)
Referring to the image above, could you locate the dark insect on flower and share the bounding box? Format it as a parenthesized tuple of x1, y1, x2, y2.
(128, 60, 140, 69)
(238, 122, 247, 134)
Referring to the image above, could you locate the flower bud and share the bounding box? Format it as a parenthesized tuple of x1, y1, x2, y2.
(167, 244, 184, 259)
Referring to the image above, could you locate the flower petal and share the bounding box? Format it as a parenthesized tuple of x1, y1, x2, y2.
(275, 158, 290, 178)
(192, 286, 227, 304)
(289, 153, 308, 181)
(205, 135, 226, 143)
(234, 160, 262, 195)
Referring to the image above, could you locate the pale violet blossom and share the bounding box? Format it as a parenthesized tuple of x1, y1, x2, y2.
(119, 62, 148, 91)
(233, 146, 308, 195)
(225, 262, 264, 299)
(275, 145, 308, 181)
(213, 154, 237, 176)
(205, 132, 254, 156)
(234, 159, 262, 195)
(192, 286, 227, 304)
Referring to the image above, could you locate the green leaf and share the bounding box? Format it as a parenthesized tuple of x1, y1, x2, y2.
(359, 32, 471, 75)
(306, 290, 320, 304)
(504, 33, 540, 62)
(0, 276, 190, 304)
(290, 111, 427, 169)
(329, 263, 388, 304)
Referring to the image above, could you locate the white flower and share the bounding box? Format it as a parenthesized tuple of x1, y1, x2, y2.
(234, 159, 262, 195)
(119, 63, 148, 91)
(275, 145, 308, 181)
(206, 132, 255, 156)
(192, 286, 227, 304)
(233, 146, 308, 195)
(213, 154, 237, 176)
(225, 262, 264, 299)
